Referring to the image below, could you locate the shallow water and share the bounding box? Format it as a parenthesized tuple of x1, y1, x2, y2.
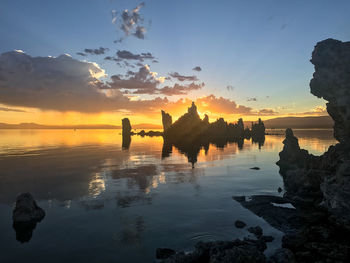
(0, 129, 336, 262)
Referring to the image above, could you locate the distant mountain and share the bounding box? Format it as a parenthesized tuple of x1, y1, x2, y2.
(0, 122, 161, 129)
(262, 116, 333, 129)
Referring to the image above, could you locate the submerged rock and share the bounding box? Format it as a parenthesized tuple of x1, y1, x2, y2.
(235, 220, 246, 228)
(248, 226, 263, 238)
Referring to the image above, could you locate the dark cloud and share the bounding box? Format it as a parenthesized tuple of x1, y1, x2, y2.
(84, 47, 109, 55)
(247, 97, 257, 102)
(112, 2, 147, 41)
(106, 65, 204, 96)
(0, 51, 275, 117)
(169, 72, 198, 82)
(76, 52, 87, 56)
(0, 51, 132, 113)
(0, 107, 27, 113)
(192, 66, 202, 72)
(108, 65, 161, 95)
(104, 56, 121, 62)
(116, 50, 155, 61)
(159, 82, 205, 96)
(152, 60, 159, 63)
(133, 26, 146, 39)
(226, 85, 234, 91)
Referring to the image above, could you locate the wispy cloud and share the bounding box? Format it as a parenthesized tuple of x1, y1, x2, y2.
(169, 72, 198, 82)
(0, 107, 27, 113)
(192, 66, 202, 72)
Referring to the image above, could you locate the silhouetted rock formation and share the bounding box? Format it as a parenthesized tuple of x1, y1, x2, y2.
(161, 110, 172, 131)
(163, 102, 205, 143)
(251, 118, 265, 139)
(137, 130, 163, 137)
(12, 193, 45, 243)
(277, 39, 350, 223)
(160, 102, 265, 166)
(122, 118, 132, 135)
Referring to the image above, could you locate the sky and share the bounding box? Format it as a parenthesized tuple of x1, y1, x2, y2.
(1, 0, 350, 126)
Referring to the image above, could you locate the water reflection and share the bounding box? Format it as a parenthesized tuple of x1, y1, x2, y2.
(161, 135, 265, 167)
(13, 221, 38, 243)
(0, 129, 338, 262)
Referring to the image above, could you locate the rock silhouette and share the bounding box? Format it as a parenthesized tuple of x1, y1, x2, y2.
(121, 102, 265, 166)
(161, 110, 172, 131)
(277, 38, 350, 223)
(122, 118, 132, 136)
(12, 193, 45, 243)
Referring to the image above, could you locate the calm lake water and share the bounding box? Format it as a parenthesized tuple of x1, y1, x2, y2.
(0, 129, 336, 262)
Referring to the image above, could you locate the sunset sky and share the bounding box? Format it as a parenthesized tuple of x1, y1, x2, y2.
(1, 0, 350, 126)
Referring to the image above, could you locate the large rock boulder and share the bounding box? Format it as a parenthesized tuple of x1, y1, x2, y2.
(277, 39, 350, 222)
(310, 38, 350, 144)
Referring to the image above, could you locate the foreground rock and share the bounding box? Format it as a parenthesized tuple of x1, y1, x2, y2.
(159, 239, 267, 263)
(12, 193, 45, 243)
(234, 195, 350, 262)
(277, 38, 350, 224)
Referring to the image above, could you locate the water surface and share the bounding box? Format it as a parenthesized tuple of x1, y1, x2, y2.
(0, 129, 336, 262)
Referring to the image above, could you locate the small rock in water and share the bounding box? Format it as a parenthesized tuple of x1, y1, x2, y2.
(248, 226, 263, 238)
(12, 193, 45, 243)
(235, 220, 246, 228)
(12, 193, 45, 222)
(156, 248, 176, 259)
(250, 167, 260, 170)
(278, 187, 283, 193)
